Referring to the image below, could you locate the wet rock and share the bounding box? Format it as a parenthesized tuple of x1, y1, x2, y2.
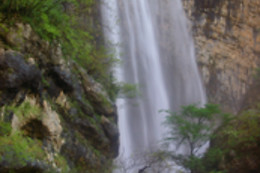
(49, 66, 74, 93)
(0, 88, 19, 106)
(61, 136, 101, 172)
(101, 116, 119, 157)
(76, 65, 116, 118)
(46, 79, 62, 98)
(73, 118, 110, 151)
(0, 50, 41, 91)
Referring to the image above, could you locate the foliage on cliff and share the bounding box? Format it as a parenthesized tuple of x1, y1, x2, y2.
(0, 1, 119, 173)
(137, 103, 260, 173)
(0, 0, 117, 98)
(163, 104, 226, 156)
(208, 108, 260, 173)
(185, 106, 260, 173)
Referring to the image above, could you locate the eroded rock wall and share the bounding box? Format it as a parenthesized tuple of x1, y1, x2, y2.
(183, 0, 260, 113)
(0, 22, 118, 173)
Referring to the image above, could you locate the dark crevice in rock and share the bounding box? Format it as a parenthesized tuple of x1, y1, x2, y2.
(48, 66, 74, 93)
(21, 119, 50, 140)
(191, 0, 243, 31)
(0, 161, 46, 173)
(0, 51, 42, 106)
(46, 79, 62, 98)
(0, 88, 19, 106)
(0, 51, 41, 91)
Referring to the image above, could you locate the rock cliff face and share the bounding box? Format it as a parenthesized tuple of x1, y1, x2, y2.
(0, 22, 118, 173)
(182, 1, 260, 172)
(183, 0, 260, 113)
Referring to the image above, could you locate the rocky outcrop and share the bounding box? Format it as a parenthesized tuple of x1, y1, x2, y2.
(0, 23, 118, 173)
(183, 0, 260, 113)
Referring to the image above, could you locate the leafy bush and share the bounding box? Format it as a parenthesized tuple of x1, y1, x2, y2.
(214, 109, 260, 172)
(201, 108, 260, 173)
(161, 104, 231, 173)
(163, 104, 230, 156)
(202, 147, 225, 173)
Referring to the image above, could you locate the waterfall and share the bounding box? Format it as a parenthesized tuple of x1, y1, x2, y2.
(101, 0, 206, 172)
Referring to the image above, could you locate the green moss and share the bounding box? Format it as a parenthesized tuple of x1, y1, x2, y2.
(0, 121, 12, 136)
(0, 132, 45, 167)
(7, 100, 42, 119)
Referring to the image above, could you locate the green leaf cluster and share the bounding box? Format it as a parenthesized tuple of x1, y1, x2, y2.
(163, 104, 229, 156)
(162, 104, 231, 173)
(1, 0, 64, 39)
(117, 82, 140, 98)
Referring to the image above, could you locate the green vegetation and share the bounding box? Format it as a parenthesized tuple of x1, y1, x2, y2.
(6, 101, 41, 119)
(0, 1, 119, 172)
(163, 104, 230, 157)
(117, 83, 140, 98)
(0, 0, 118, 95)
(0, 132, 45, 168)
(211, 108, 260, 173)
(0, 122, 12, 136)
(159, 104, 260, 173)
(0, 0, 65, 39)
(224, 110, 260, 147)
(162, 104, 231, 173)
(0, 129, 71, 172)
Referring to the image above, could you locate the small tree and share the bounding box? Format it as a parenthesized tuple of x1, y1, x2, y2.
(162, 104, 230, 173)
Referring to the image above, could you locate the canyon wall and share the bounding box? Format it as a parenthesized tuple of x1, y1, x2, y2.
(183, 0, 260, 113)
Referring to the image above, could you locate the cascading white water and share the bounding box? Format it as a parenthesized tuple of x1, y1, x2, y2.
(101, 0, 206, 172)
